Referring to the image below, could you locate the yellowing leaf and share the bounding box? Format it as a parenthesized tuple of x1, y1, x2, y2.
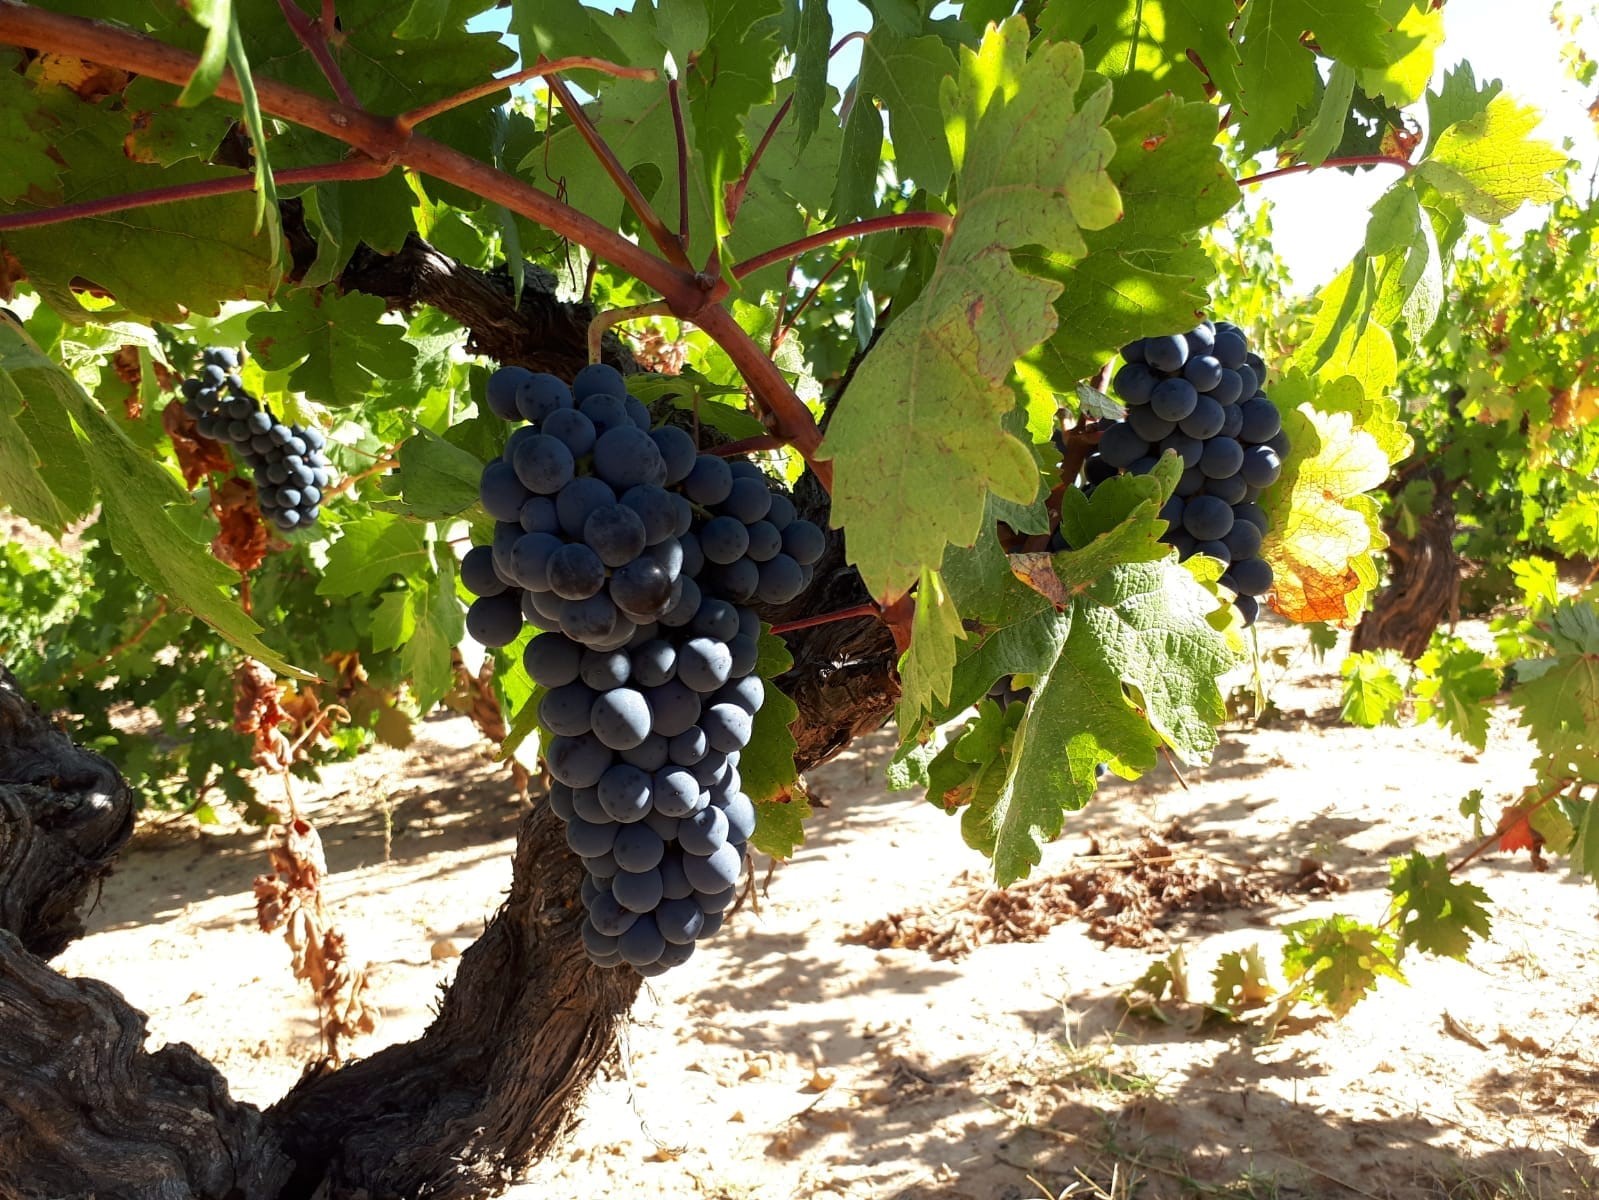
(821, 19, 1122, 602)
(1416, 94, 1568, 222)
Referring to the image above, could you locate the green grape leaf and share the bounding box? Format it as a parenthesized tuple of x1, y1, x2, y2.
(387, 428, 483, 521)
(822, 20, 1122, 601)
(896, 568, 967, 729)
(743, 626, 800, 805)
(1416, 94, 1567, 222)
(317, 513, 429, 599)
(1038, 0, 1243, 115)
(395, 0, 450, 40)
(1513, 600, 1599, 781)
(1280, 914, 1404, 1017)
(247, 291, 418, 408)
(1300, 62, 1358, 168)
(792, 0, 832, 147)
(1413, 639, 1500, 752)
(1359, 0, 1444, 109)
(962, 487, 1237, 884)
(1422, 62, 1502, 158)
(1021, 94, 1239, 390)
(847, 30, 956, 206)
(0, 53, 61, 202)
(176, 0, 233, 106)
(1234, 0, 1394, 150)
(1339, 651, 1405, 727)
(752, 787, 813, 860)
(0, 320, 308, 680)
(371, 589, 419, 653)
(404, 548, 464, 713)
(1212, 944, 1275, 1009)
(0, 74, 274, 321)
(1387, 851, 1492, 961)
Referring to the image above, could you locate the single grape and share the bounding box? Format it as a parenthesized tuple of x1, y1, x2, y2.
(612, 823, 665, 872)
(466, 592, 524, 648)
(1097, 423, 1148, 469)
(1113, 362, 1157, 405)
(610, 557, 677, 621)
(678, 805, 729, 856)
(655, 897, 705, 944)
(1180, 395, 1226, 440)
(765, 493, 796, 530)
(677, 637, 733, 693)
(1238, 396, 1281, 443)
(583, 503, 648, 568)
(486, 366, 533, 420)
(668, 726, 708, 766)
(1204, 472, 1249, 505)
(1144, 334, 1188, 372)
(517, 373, 573, 423)
(621, 734, 670, 772)
(683, 455, 733, 505)
(547, 733, 612, 787)
(564, 815, 617, 858)
(588, 890, 639, 936)
(617, 913, 666, 966)
(1240, 445, 1282, 488)
(646, 680, 702, 738)
(743, 519, 782, 563)
(540, 682, 597, 737)
(1149, 378, 1199, 423)
(620, 484, 679, 545)
(580, 648, 632, 691)
(756, 554, 806, 604)
(1182, 495, 1234, 542)
(658, 575, 703, 628)
(1223, 519, 1263, 560)
(590, 687, 652, 751)
(1199, 436, 1244, 480)
(706, 558, 758, 604)
(1127, 405, 1177, 443)
(613, 867, 666, 915)
(701, 516, 750, 564)
(555, 476, 617, 539)
(573, 361, 628, 401)
(512, 434, 575, 495)
(1183, 355, 1223, 392)
(1230, 556, 1273, 596)
(524, 631, 583, 688)
(508, 532, 562, 591)
(543, 407, 597, 458)
(721, 476, 773, 524)
(1213, 328, 1247, 368)
(461, 545, 506, 597)
(480, 460, 530, 522)
(631, 639, 678, 688)
(683, 843, 742, 893)
(652, 765, 702, 818)
(702, 702, 753, 753)
(592, 425, 666, 490)
(547, 542, 606, 601)
(650, 425, 699, 484)
(780, 519, 825, 567)
(716, 792, 757, 842)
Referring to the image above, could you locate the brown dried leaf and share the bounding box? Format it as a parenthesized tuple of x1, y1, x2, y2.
(211, 476, 270, 573)
(1007, 551, 1070, 609)
(162, 399, 233, 489)
(35, 54, 129, 100)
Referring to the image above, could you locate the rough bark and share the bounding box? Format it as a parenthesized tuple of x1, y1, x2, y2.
(0, 229, 903, 1199)
(0, 663, 134, 959)
(1351, 473, 1460, 661)
(0, 664, 293, 1200)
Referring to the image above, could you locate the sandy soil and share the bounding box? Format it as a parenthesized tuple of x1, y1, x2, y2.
(56, 618, 1599, 1200)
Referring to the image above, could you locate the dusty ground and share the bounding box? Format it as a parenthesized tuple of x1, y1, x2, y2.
(57, 618, 1599, 1200)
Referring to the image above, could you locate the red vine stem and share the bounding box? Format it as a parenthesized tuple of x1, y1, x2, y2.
(769, 602, 878, 635)
(1236, 154, 1414, 188)
(0, 157, 390, 232)
(732, 211, 953, 280)
(1447, 779, 1571, 878)
(397, 57, 658, 132)
(725, 93, 792, 228)
(543, 71, 694, 272)
(0, 2, 828, 482)
(275, 0, 357, 108)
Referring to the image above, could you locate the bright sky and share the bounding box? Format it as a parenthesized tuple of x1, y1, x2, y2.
(483, 2, 1599, 295)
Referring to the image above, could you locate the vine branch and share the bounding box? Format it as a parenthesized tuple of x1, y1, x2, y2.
(732, 211, 953, 280)
(397, 57, 659, 133)
(769, 602, 879, 635)
(543, 71, 695, 272)
(1236, 154, 1415, 188)
(669, 78, 689, 246)
(0, 157, 391, 233)
(725, 94, 792, 228)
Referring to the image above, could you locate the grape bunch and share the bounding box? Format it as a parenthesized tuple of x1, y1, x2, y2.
(180, 347, 335, 531)
(1083, 320, 1288, 625)
(460, 361, 826, 975)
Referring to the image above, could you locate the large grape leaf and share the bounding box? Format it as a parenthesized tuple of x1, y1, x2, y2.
(1415, 94, 1568, 222)
(316, 513, 430, 599)
(1019, 94, 1240, 395)
(1388, 851, 1492, 961)
(1261, 370, 1402, 623)
(1037, 0, 1242, 116)
(0, 67, 275, 321)
(247, 291, 418, 408)
(1233, 0, 1395, 151)
(1281, 915, 1404, 1016)
(820, 19, 1123, 602)
(955, 473, 1238, 884)
(0, 322, 309, 679)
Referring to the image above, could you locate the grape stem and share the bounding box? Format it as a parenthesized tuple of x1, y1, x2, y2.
(0, 2, 831, 487)
(275, 0, 358, 109)
(769, 602, 880, 636)
(396, 57, 659, 132)
(587, 300, 675, 366)
(731, 211, 953, 280)
(0, 157, 391, 232)
(1235, 154, 1414, 188)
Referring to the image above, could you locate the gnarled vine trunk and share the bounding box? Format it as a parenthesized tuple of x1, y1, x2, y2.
(0, 242, 901, 1200)
(1351, 470, 1460, 660)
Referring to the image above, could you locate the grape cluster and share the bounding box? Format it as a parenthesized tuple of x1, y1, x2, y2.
(180, 347, 334, 531)
(461, 362, 826, 974)
(1083, 320, 1288, 625)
